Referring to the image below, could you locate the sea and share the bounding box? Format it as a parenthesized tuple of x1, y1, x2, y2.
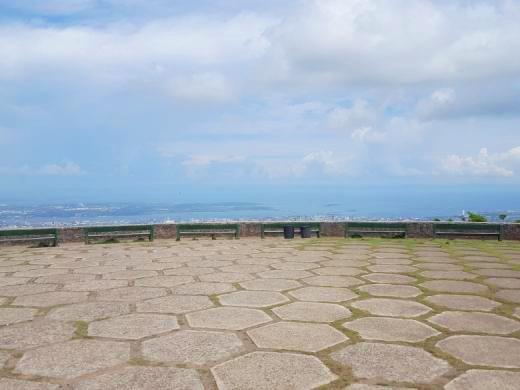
(1, 185, 519, 228)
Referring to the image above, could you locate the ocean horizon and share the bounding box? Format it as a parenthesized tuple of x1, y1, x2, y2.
(2, 185, 519, 228)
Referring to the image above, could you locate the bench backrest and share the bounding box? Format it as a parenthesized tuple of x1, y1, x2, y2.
(261, 222, 321, 230)
(84, 225, 154, 233)
(433, 223, 502, 233)
(0, 228, 58, 237)
(346, 222, 407, 230)
(177, 223, 239, 231)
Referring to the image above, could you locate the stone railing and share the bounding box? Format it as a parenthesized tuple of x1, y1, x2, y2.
(2, 221, 516, 245)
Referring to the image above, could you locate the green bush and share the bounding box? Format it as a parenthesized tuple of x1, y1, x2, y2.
(499, 214, 507, 221)
(467, 212, 487, 223)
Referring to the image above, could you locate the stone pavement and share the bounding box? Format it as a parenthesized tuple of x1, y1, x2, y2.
(1, 237, 520, 389)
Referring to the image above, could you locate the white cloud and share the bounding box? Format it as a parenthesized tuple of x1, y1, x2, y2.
(0, 162, 86, 176)
(264, 0, 520, 86)
(350, 126, 385, 143)
(439, 147, 515, 177)
(256, 151, 352, 178)
(181, 154, 245, 167)
(4, 0, 97, 15)
(167, 72, 235, 103)
(328, 100, 376, 131)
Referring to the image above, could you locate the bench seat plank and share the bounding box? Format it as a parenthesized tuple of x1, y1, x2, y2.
(176, 224, 240, 241)
(345, 222, 407, 238)
(433, 223, 503, 241)
(0, 229, 58, 246)
(85, 225, 154, 244)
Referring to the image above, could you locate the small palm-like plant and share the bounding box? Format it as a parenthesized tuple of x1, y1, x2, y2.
(468, 212, 487, 223)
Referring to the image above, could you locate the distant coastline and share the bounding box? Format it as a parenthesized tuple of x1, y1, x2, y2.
(1, 202, 518, 229)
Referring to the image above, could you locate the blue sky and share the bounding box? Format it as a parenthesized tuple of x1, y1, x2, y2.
(1, 0, 520, 203)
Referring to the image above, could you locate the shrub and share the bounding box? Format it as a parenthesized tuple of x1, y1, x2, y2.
(467, 212, 487, 223)
(499, 214, 507, 221)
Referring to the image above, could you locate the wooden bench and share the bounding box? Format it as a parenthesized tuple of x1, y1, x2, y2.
(433, 223, 503, 241)
(261, 222, 321, 238)
(345, 222, 407, 238)
(176, 224, 240, 241)
(0, 228, 58, 247)
(84, 225, 154, 244)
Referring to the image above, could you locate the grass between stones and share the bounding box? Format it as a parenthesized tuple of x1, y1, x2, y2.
(73, 320, 89, 339)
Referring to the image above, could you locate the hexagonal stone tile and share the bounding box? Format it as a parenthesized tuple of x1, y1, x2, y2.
(429, 311, 520, 334)
(134, 275, 194, 287)
(46, 302, 131, 322)
(273, 302, 351, 322)
(485, 277, 520, 288)
(188, 260, 233, 268)
(343, 317, 440, 342)
(313, 266, 363, 276)
(170, 282, 235, 295)
(258, 270, 314, 279)
(424, 294, 501, 311)
(0, 320, 74, 349)
(289, 286, 358, 302)
(62, 280, 128, 291)
(0, 350, 10, 367)
(445, 369, 520, 390)
(332, 342, 451, 384)
(218, 291, 289, 308)
(15, 339, 130, 379)
(0, 277, 31, 287)
(186, 307, 272, 330)
(362, 273, 417, 284)
(143, 330, 244, 365)
(248, 321, 347, 352)
(88, 313, 178, 339)
(13, 268, 68, 278)
(0, 378, 60, 390)
(239, 278, 302, 291)
(220, 265, 271, 273)
(474, 269, 520, 277)
(357, 284, 421, 298)
(74, 366, 204, 390)
(165, 266, 215, 275)
(343, 385, 413, 390)
(35, 273, 95, 284)
(367, 265, 417, 273)
(420, 270, 478, 280)
(212, 351, 337, 390)
(12, 291, 88, 307)
(419, 280, 488, 293)
(303, 275, 363, 287)
(103, 270, 158, 279)
(75, 266, 127, 274)
(199, 272, 254, 283)
(97, 286, 167, 302)
(270, 262, 319, 271)
(417, 262, 462, 270)
(351, 298, 431, 317)
(437, 335, 520, 368)
(0, 308, 37, 325)
(136, 295, 213, 314)
(495, 289, 520, 303)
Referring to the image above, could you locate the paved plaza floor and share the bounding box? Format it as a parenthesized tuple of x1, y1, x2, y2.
(1, 237, 520, 389)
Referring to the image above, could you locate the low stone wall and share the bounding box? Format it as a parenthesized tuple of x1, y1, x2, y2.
(2, 222, 520, 246)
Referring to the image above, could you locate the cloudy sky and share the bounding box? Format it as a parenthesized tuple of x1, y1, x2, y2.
(1, 0, 520, 202)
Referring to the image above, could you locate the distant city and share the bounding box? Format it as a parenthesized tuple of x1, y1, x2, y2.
(1, 202, 518, 229)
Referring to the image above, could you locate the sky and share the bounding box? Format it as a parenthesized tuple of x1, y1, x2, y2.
(1, 0, 520, 203)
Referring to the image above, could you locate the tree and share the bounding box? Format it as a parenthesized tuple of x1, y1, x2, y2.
(499, 214, 507, 221)
(467, 212, 487, 223)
